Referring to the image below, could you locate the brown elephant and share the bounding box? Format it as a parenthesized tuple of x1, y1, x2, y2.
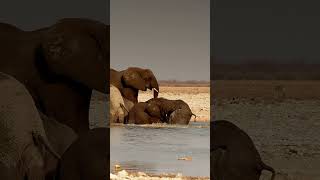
(126, 98, 195, 125)
(0, 18, 109, 135)
(211, 120, 276, 180)
(110, 67, 159, 104)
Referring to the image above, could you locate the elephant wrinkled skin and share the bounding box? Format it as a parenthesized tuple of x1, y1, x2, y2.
(0, 18, 109, 135)
(110, 67, 159, 104)
(0, 72, 60, 180)
(211, 120, 276, 180)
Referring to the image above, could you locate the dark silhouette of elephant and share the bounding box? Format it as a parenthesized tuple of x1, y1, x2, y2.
(0, 18, 109, 135)
(110, 67, 159, 104)
(0, 72, 60, 180)
(56, 128, 109, 180)
(126, 98, 195, 125)
(211, 120, 276, 180)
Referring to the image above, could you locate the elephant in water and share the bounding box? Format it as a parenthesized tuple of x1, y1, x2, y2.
(127, 98, 195, 125)
(110, 67, 159, 104)
(110, 85, 134, 124)
(57, 128, 109, 180)
(211, 120, 276, 180)
(0, 72, 60, 180)
(0, 18, 109, 135)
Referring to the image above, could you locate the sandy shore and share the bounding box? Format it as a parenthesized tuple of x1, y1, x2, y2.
(139, 86, 210, 122)
(110, 170, 210, 180)
(213, 80, 320, 180)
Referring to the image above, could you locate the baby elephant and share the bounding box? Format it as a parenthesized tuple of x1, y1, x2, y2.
(211, 120, 276, 180)
(57, 128, 109, 180)
(127, 98, 195, 125)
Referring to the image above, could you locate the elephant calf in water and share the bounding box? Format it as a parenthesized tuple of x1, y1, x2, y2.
(126, 97, 195, 125)
(211, 120, 276, 180)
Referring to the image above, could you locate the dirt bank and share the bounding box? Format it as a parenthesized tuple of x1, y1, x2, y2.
(213, 80, 320, 180)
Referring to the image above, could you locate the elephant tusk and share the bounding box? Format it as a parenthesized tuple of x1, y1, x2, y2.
(153, 88, 159, 93)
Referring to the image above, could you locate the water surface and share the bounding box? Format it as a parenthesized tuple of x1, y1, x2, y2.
(110, 122, 210, 177)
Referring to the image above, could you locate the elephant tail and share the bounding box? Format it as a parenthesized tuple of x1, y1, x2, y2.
(191, 113, 197, 121)
(259, 161, 276, 180)
(32, 132, 61, 160)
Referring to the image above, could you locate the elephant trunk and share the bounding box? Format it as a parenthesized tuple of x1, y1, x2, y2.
(151, 78, 159, 98)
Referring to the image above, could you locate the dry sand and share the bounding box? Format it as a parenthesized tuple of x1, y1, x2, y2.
(139, 86, 210, 122)
(213, 80, 320, 180)
(110, 170, 209, 180)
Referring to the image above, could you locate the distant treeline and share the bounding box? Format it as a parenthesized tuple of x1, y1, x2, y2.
(211, 64, 320, 80)
(159, 80, 210, 87)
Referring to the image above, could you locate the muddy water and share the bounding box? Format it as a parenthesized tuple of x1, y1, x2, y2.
(110, 122, 210, 177)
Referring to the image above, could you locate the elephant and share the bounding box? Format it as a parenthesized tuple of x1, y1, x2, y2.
(0, 72, 60, 180)
(110, 84, 134, 123)
(110, 67, 159, 104)
(211, 120, 276, 180)
(126, 98, 195, 125)
(57, 128, 108, 180)
(126, 102, 162, 124)
(0, 18, 109, 135)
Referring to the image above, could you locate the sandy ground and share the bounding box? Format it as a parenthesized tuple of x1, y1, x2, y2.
(139, 86, 210, 122)
(110, 170, 209, 180)
(213, 80, 320, 180)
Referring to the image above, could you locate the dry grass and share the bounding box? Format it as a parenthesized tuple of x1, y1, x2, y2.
(139, 86, 210, 122)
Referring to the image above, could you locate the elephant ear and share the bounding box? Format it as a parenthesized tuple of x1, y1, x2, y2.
(122, 69, 146, 90)
(38, 19, 108, 93)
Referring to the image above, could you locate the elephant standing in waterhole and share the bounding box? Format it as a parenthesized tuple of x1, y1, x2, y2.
(110, 67, 159, 104)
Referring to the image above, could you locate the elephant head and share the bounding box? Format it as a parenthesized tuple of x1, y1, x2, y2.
(168, 108, 195, 125)
(122, 67, 159, 98)
(36, 18, 109, 94)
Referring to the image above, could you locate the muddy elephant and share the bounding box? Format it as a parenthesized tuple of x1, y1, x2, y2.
(57, 128, 109, 180)
(127, 98, 195, 125)
(110, 84, 134, 123)
(211, 120, 276, 180)
(110, 67, 159, 104)
(0, 18, 109, 135)
(0, 72, 60, 180)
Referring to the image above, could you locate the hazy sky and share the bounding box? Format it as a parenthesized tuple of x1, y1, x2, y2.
(111, 0, 210, 81)
(213, 0, 320, 64)
(0, 0, 109, 29)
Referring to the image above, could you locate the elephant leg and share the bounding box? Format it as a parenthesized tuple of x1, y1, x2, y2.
(122, 88, 138, 103)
